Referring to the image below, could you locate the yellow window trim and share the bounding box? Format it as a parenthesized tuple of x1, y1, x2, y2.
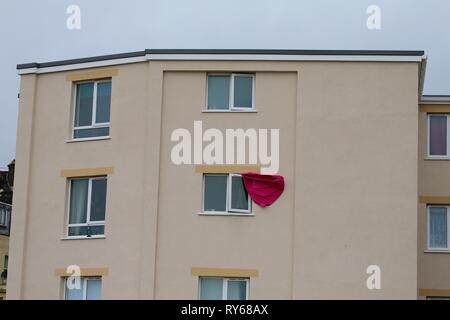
(66, 68, 118, 82)
(60, 167, 114, 178)
(419, 105, 450, 113)
(419, 196, 450, 204)
(191, 267, 258, 278)
(195, 165, 260, 174)
(419, 288, 450, 297)
(55, 267, 109, 277)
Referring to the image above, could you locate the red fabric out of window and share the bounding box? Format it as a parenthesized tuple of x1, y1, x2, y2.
(241, 173, 285, 208)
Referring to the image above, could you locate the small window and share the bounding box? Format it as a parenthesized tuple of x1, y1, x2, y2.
(199, 277, 248, 300)
(207, 74, 254, 111)
(3, 255, 7, 270)
(428, 206, 450, 250)
(73, 80, 111, 139)
(0, 206, 8, 228)
(64, 277, 102, 300)
(202, 174, 251, 214)
(428, 114, 449, 157)
(67, 177, 107, 237)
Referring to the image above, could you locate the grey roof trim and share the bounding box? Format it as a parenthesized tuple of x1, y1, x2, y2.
(17, 49, 425, 70)
(17, 50, 147, 70)
(421, 95, 450, 104)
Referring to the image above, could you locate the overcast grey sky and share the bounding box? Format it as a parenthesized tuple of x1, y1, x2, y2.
(0, 0, 449, 168)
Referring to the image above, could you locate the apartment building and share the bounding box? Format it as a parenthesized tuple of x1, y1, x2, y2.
(0, 202, 11, 299)
(418, 95, 450, 299)
(7, 49, 438, 299)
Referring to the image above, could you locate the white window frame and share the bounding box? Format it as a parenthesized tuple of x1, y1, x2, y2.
(427, 114, 450, 158)
(72, 79, 111, 139)
(63, 277, 102, 300)
(202, 173, 252, 215)
(206, 73, 255, 111)
(66, 176, 107, 238)
(427, 205, 450, 251)
(198, 277, 249, 300)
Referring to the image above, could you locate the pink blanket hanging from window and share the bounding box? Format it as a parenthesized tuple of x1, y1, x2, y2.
(241, 173, 285, 207)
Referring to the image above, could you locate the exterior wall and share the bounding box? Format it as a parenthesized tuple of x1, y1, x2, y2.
(294, 62, 418, 299)
(8, 59, 420, 299)
(418, 105, 450, 298)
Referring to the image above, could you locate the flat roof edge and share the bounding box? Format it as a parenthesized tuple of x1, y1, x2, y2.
(420, 95, 450, 104)
(17, 49, 425, 71)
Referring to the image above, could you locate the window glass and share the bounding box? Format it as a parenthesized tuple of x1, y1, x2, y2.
(430, 207, 448, 248)
(68, 226, 88, 237)
(233, 76, 253, 108)
(208, 76, 230, 110)
(87, 225, 105, 236)
(227, 280, 247, 300)
(86, 279, 102, 300)
(230, 175, 249, 211)
(204, 175, 227, 212)
(96, 82, 111, 124)
(200, 278, 223, 300)
(73, 127, 109, 139)
(90, 178, 107, 221)
(429, 116, 447, 156)
(74, 83, 94, 127)
(65, 279, 84, 300)
(69, 179, 88, 224)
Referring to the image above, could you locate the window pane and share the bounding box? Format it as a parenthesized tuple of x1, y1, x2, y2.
(200, 278, 223, 300)
(87, 225, 105, 236)
(90, 178, 107, 221)
(233, 76, 253, 108)
(69, 179, 88, 224)
(65, 279, 84, 300)
(230, 176, 249, 211)
(86, 279, 102, 300)
(207, 76, 230, 110)
(96, 82, 111, 123)
(74, 127, 109, 139)
(227, 280, 247, 300)
(430, 116, 447, 156)
(74, 83, 94, 127)
(68, 226, 88, 237)
(68, 226, 104, 237)
(203, 175, 227, 212)
(430, 207, 448, 248)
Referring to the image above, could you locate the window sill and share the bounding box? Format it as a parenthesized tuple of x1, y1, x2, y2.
(202, 109, 258, 113)
(424, 250, 450, 253)
(66, 136, 111, 143)
(198, 212, 254, 217)
(424, 157, 450, 161)
(61, 236, 106, 240)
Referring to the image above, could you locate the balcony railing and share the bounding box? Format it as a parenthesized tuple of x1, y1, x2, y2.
(0, 202, 11, 236)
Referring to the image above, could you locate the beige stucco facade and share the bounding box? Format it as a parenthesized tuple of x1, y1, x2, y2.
(7, 52, 425, 299)
(418, 103, 450, 299)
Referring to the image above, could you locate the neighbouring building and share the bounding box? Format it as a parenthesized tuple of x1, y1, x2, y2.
(0, 161, 13, 299)
(0, 202, 11, 299)
(7, 49, 448, 299)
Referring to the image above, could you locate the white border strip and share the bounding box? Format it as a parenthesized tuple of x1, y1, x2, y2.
(147, 53, 424, 62)
(18, 54, 424, 75)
